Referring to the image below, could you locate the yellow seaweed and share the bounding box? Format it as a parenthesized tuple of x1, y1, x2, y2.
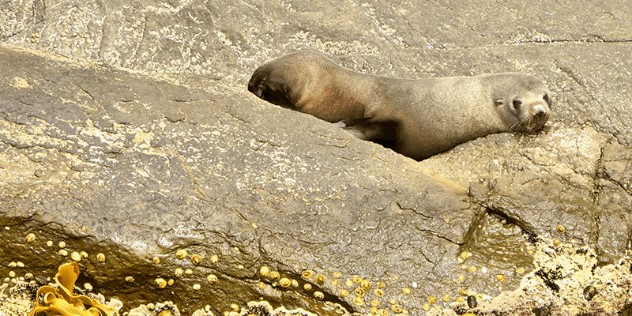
(29, 262, 119, 316)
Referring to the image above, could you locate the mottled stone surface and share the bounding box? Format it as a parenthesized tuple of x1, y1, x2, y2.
(1, 0, 631, 315)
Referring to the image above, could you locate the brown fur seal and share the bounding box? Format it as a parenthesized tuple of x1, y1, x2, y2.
(248, 50, 551, 160)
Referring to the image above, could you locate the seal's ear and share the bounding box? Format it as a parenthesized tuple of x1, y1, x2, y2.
(494, 98, 504, 107)
(543, 93, 552, 108)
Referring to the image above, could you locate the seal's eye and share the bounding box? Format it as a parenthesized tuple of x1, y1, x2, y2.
(512, 98, 522, 109)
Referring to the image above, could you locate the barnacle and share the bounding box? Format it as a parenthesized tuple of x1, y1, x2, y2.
(209, 255, 219, 264)
(207, 274, 218, 284)
(190, 254, 203, 265)
(155, 278, 167, 288)
(29, 262, 118, 316)
(175, 249, 187, 259)
(259, 266, 270, 278)
(360, 280, 371, 290)
(268, 271, 280, 280)
(313, 291, 324, 300)
(278, 278, 291, 288)
(314, 274, 325, 285)
(26, 233, 36, 243)
(351, 275, 362, 283)
(71, 252, 82, 262)
(339, 289, 348, 298)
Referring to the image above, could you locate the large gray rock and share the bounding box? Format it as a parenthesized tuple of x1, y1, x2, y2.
(0, 45, 478, 315)
(1, 0, 631, 315)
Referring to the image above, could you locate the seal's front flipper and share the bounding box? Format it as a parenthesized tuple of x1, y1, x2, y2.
(342, 119, 398, 149)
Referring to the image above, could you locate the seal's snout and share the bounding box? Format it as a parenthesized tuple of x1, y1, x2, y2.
(522, 102, 550, 132)
(533, 106, 547, 118)
(527, 102, 549, 119)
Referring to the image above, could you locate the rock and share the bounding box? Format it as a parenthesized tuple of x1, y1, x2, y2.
(0, 45, 477, 315)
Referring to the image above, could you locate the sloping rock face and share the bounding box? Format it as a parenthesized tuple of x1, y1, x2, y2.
(1, 0, 631, 315)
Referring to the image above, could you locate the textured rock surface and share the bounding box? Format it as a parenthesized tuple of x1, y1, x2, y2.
(1, 0, 631, 315)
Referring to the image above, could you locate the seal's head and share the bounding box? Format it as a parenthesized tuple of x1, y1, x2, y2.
(494, 75, 552, 133)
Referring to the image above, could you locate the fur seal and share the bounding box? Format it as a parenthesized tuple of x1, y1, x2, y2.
(248, 50, 551, 160)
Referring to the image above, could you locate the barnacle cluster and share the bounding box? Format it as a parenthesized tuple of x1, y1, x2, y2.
(239, 301, 317, 316)
(29, 262, 119, 316)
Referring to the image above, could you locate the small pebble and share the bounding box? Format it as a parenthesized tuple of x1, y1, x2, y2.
(583, 285, 598, 301)
(467, 295, 478, 308)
